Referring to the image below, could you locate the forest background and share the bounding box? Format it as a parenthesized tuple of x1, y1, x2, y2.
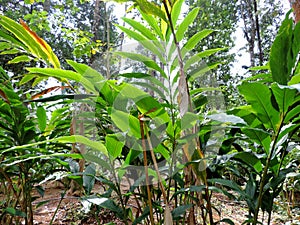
(0, 0, 299, 225)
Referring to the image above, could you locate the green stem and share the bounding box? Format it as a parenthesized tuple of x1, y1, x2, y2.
(49, 190, 66, 225)
(162, 1, 213, 224)
(253, 119, 284, 224)
(109, 156, 129, 225)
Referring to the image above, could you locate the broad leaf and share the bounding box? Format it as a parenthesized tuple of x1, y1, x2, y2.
(26, 67, 96, 93)
(4, 208, 26, 217)
(83, 164, 96, 195)
(135, 0, 167, 22)
(171, 204, 193, 220)
(271, 83, 297, 115)
(0, 16, 60, 68)
(234, 152, 263, 173)
(184, 48, 226, 70)
(269, 17, 292, 84)
(207, 113, 246, 125)
(116, 24, 165, 63)
(242, 127, 272, 153)
(238, 82, 280, 130)
(56, 135, 108, 156)
(111, 109, 141, 138)
(37, 106, 47, 131)
(106, 134, 125, 159)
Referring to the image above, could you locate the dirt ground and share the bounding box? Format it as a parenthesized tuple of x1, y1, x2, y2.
(30, 181, 300, 225)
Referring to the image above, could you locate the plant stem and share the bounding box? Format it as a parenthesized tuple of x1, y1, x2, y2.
(49, 190, 66, 225)
(161, 1, 213, 224)
(146, 127, 168, 204)
(109, 156, 129, 225)
(253, 119, 284, 224)
(139, 115, 155, 225)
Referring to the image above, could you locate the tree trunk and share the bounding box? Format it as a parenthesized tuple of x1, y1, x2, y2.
(253, 0, 263, 66)
(90, 0, 101, 66)
(239, 0, 264, 67)
(290, 0, 300, 23)
(240, 0, 256, 67)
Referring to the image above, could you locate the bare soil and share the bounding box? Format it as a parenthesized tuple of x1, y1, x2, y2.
(30, 181, 300, 225)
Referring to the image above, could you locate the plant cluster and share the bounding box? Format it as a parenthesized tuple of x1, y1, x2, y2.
(0, 0, 299, 225)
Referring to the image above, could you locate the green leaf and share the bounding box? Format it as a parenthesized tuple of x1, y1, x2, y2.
(271, 83, 297, 115)
(0, 28, 26, 48)
(56, 135, 108, 156)
(133, 207, 150, 225)
(106, 134, 124, 159)
(114, 51, 167, 78)
(4, 207, 26, 217)
(116, 24, 165, 63)
(181, 112, 198, 130)
(97, 198, 124, 219)
(249, 64, 270, 71)
(234, 152, 263, 173)
(67, 59, 104, 81)
(82, 153, 111, 171)
(0, 42, 12, 51)
(183, 29, 214, 52)
(176, 7, 200, 42)
(171, 0, 184, 27)
(83, 164, 96, 195)
(207, 113, 246, 125)
(208, 178, 244, 195)
(284, 105, 300, 123)
(26, 67, 96, 93)
(184, 48, 226, 70)
(0, 16, 59, 68)
(171, 204, 193, 220)
(115, 83, 169, 122)
(122, 17, 157, 41)
(115, 24, 147, 42)
(135, 0, 167, 22)
(8, 55, 32, 64)
(111, 109, 141, 138)
(242, 127, 272, 153)
(269, 17, 293, 84)
(119, 73, 168, 93)
(187, 61, 220, 81)
(139, 9, 164, 40)
(289, 73, 300, 85)
(238, 82, 280, 130)
(37, 106, 47, 131)
(19, 74, 36, 85)
(0, 48, 19, 54)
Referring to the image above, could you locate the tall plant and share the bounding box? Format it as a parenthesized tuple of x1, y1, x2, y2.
(0, 1, 230, 224)
(209, 11, 300, 224)
(0, 15, 109, 225)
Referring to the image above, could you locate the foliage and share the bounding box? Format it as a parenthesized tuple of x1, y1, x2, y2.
(213, 12, 300, 224)
(185, 0, 238, 84)
(0, 1, 299, 225)
(0, 0, 120, 72)
(0, 66, 75, 224)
